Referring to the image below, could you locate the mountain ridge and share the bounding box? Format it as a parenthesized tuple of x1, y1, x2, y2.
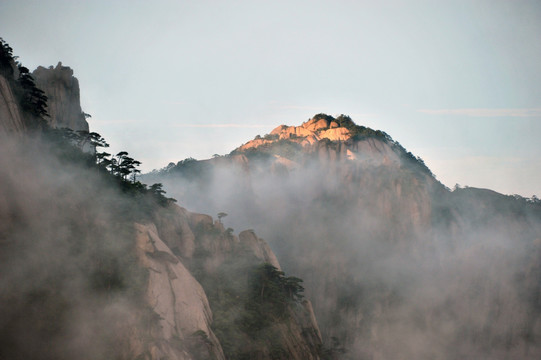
(152, 113, 436, 191)
(146, 113, 541, 359)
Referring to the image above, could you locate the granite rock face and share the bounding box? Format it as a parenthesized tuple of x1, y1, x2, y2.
(33, 62, 89, 131)
(239, 117, 358, 151)
(129, 205, 324, 360)
(239, 229, 281, 270)
(133, 222, 226, 360)
(0, 59, 89, 134)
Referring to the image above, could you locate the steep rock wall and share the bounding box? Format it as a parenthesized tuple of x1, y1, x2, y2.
(33, 62, 89, 131)
(131, 204, 324, 360)
(133, 222, 225, 360)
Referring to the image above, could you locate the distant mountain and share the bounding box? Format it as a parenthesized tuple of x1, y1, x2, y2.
(146, 113, 541, 359)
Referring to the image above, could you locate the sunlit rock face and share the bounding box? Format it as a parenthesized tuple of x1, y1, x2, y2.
(146, 114, 541, 360)
(33, 62, 89, 131)
(239, 116, 355, 151)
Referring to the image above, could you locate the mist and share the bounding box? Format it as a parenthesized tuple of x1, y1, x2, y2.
(0, 134, 148, 359)
(145, 133, 541, 359)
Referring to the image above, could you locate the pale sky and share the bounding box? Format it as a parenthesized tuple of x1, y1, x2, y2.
(1, 0, 540, 197)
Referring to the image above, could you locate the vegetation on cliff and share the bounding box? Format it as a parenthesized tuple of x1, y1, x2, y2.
(187, 222, 323, 360)
(1, 37, 50, 130)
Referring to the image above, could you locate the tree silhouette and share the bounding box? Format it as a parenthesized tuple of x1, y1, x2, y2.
(149, 183, 166, 197)
(217, 212, 228, 223)
(75, 130, 109, 151)
(111, 151, 141, 182)
(95, 151, 111, 169)
(17, 64, 49, 121)
(148, 183, 176, 206)
(0, 37, 15, 76)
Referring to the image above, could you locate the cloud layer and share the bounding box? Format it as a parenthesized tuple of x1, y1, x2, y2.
(418, 108, 541, 117)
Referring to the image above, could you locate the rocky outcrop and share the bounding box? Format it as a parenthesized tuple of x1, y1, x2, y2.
(230, 115, 404, 177)
(152, 205, 196, 259)
(134, 222, 225, 360)
(239, 116, 358, 151)
(239, 229, 281, 270)
(33, 62, 89, 131)
(1, 53, 88, 135)
(0, 59, 89, 134)
(128, 204, 324, 360)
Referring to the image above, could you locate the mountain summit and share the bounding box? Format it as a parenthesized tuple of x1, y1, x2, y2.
(231, 114, 414, 170)
(239, 114, 359, 151)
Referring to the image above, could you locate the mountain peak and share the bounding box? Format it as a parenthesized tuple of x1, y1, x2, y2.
(224, 113, 436, 179)
(237, 113, 385, 152)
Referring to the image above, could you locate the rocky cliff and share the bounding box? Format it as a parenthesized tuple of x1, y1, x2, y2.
(127, 205, 324, 360)
(33, 62, 89, 131)
(131, 221, 225, 360)
(0, 50, 88, 135)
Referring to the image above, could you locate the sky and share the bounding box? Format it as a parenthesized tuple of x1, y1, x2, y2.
(1, 0, 540, 197)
